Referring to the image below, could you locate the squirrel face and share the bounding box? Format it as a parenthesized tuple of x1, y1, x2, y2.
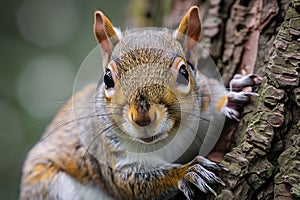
(94, 9, 203, 147)
(102, 29, 199, 144)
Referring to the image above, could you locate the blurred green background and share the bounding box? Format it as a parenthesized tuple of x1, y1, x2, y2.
(0, 0, 129, 199)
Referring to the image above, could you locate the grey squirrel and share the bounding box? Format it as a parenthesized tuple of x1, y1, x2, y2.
(19, 6, 261, 200)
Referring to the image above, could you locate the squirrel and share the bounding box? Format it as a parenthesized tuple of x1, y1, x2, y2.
(19, 6, 262, 200)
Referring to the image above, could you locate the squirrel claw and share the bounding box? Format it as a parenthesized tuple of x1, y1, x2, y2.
(223, 91, 260, 121)
(184, 171, 217, 196)
(191, 156, 223, 171)
(230, 74, 263, 92)
(223, 74, 262, 121)
(178, 156, 225, 198)
(228, 91, 259, 104)
(178, 180, 195, 200)
(221, 106, 240, 121)
(187, 164, 225, 186)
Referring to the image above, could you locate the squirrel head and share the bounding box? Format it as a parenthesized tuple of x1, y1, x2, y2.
(93, 7, 203, 145)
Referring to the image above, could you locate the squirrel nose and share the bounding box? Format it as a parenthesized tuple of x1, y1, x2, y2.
(131, 96, 152, 126)
(134, 115, 151, 127)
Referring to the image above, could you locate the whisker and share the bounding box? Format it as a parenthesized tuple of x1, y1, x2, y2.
(40, 111, 121, 143)
(169, 116, 204, 145)
(176, 110, 210, 123)
(56, 106, 97, 113)
(79, 123, 119, 166)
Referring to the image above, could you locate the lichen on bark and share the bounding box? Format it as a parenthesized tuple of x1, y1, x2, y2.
(218, 0, 300, 199)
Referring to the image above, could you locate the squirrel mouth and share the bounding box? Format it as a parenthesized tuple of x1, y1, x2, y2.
(138, 132, 165, 143)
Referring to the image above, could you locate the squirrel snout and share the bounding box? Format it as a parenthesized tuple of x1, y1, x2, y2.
(130, 95, 154, 127)
(129, 102, 158, 127)
(130, 107, 152, 127)
(134, 115, 151, 127)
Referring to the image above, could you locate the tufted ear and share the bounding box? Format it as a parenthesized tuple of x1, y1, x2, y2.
(94, 11, 119, 55)
(176, 6, 202, 50)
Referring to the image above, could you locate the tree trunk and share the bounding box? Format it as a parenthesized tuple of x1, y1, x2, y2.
(127, 0, 300, 199)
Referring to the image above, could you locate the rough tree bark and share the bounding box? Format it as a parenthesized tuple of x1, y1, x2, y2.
(127, 0, 300, 199)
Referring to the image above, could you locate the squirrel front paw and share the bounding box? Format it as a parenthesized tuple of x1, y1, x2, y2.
(223, 74, 263, 121)
(178, 156, 225, 199)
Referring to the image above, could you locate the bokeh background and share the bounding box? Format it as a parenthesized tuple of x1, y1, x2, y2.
(0, 1, 128, 199)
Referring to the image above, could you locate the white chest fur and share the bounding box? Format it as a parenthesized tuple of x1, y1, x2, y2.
(49, 172, 113, 200)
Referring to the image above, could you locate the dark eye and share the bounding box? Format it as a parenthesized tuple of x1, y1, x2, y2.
(104, 69, 115, 89)
(176, 64, 189, 85)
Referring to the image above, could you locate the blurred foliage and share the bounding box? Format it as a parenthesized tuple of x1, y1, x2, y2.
(127, 0, 173, 27)
(0, 1, 128, 199)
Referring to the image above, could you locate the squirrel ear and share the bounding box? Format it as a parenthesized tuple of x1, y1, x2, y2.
(176, 6, 202, 50)
(94, 11, 119, 54)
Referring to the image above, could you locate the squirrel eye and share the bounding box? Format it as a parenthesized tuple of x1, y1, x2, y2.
(176, 64, 189, 85)
(104, 69, 115, 89)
